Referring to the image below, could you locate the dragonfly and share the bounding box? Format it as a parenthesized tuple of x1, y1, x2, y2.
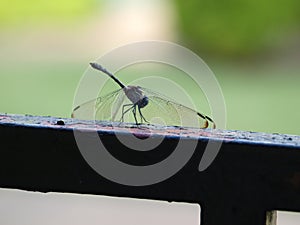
(72, 62, 216, 129)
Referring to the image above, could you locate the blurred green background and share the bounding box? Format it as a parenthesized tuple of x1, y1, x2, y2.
(0, 0, 299, 135)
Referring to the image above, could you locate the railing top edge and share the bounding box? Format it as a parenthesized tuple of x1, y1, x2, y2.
(0, 113, 299, 148)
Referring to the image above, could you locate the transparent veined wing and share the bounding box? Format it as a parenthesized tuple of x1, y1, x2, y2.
(72, 88, 126, 121)
(139, 87, 215, 128)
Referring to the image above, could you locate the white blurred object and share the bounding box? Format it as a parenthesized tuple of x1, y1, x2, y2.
(0, 188, 199, 225)
(277, 211, 300, 225)
(93, 0, 175, 45)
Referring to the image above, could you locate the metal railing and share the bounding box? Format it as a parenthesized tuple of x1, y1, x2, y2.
(1, 113, 300, 225)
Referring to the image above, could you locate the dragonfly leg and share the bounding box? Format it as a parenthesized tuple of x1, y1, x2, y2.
(121, 103, 134, 122)
(138, 106, 149, 124)
(132, 105, 139, 125)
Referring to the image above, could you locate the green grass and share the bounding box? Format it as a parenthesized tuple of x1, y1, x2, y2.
(1, 61, 299, 135)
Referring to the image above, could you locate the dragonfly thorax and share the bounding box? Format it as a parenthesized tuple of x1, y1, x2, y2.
(124, 86, 148, 108)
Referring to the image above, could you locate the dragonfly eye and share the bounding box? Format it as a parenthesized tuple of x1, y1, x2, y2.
(138, 96, 149, 108)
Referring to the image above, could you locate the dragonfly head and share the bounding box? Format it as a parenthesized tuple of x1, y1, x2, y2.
(137, 96, 149, 108)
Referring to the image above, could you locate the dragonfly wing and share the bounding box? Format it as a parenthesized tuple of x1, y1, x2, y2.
(140, 89, 213, 128)
(72, 89, 126, 121)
